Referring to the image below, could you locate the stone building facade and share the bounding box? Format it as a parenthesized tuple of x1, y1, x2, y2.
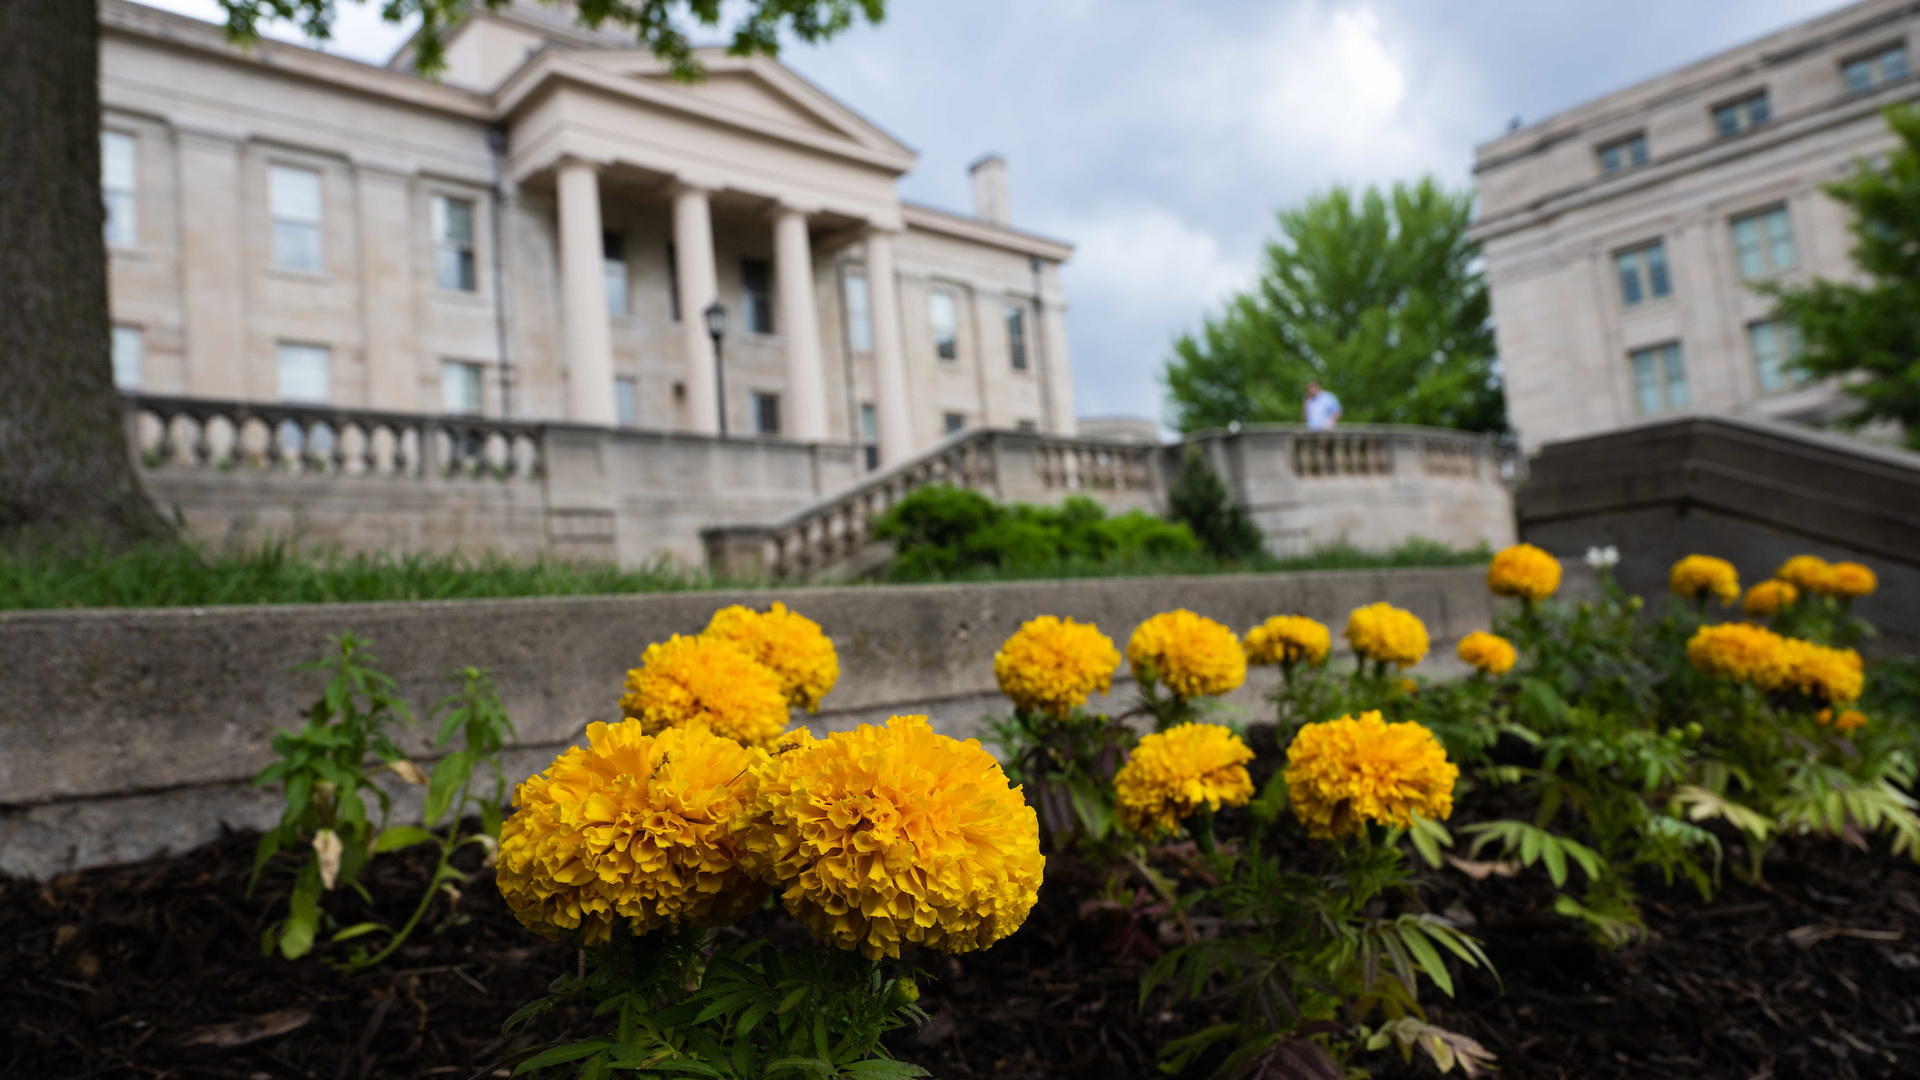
(99, 0, 1077, 470)
(1470, 0, 1920, 453)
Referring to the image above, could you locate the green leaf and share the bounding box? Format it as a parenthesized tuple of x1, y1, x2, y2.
(281, 866, 321, 960)
(512, 1039, 613, 1073)
(425, 751, 472, 827)
(375, 825, 436, 853)
(1398, 921, 1454, 997)
(1066, 777, 1116, 840)
(840, 1060, 930, 1078)
(331, 921, 387, 943)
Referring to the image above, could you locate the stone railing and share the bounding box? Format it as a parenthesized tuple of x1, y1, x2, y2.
(706, 429, 1163, 580)
(128, 393, 545, 480)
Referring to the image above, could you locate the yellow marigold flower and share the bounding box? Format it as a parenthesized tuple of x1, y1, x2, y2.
(993, 616, 1120, 718)
(704, 601, 840, 713)
(1776, 555, 1833, 594)
(620, 634, 791, 747)
(1826, 562, 1878, 599)
(1818, 708, 1869, 735)
(740, 716, 1043, 960)
(1686, 623, 1791, 689)
(1457, 630, 1516, 676)
(1778, 638, 1865, 705)
(1743, 579, 1798, 617)
(1127, 610, 1247, 700)
(495, 722, 768, 945)
(1344, 602, 1430, 669)
(1244, 615, 1332, 668)
(1669, 555, 1740, 606)
(1285, 711, 1458, 839)
(1112, 723, 1255, 838)
(1487, 543, 1562, 601)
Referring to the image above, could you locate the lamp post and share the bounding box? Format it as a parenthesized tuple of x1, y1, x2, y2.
(704, 300, 728, 436)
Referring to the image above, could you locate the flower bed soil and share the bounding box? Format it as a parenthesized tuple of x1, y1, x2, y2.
(8, 731, 1920, 1080)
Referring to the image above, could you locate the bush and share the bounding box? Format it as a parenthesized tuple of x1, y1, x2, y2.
(1167, 446, 1265, 561)
(871, 487, 1200, 581)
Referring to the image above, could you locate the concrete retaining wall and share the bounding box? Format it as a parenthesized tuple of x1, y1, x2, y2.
(0, 564, 1589, 879)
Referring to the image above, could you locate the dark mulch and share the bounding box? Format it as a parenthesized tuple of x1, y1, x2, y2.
(8, 775, 1920, 1079)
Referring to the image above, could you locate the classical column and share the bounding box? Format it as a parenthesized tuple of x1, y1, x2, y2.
(864, 228, 913, 466)
(673, 183, 722, 435)
(173, 122, 248, 399)
(773, 206, 829, 441)
(556, 158, 615, 426)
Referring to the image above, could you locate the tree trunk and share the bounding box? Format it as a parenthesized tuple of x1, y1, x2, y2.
(0, 3, 171, 550)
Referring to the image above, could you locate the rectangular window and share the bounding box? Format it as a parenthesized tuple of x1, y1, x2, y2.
(102, 131, 136, 248)
(859, 403, 878, 471)
(742, 258, 774, 335)
(110, 326, 142, 390)
(433, 196, 477, 292)
(943, 412, 966, 435)
(441, 360, 483, 414)
(615, 376, 638, 426)
(667, 244, 681, 322)
(844, 272, 872, 352)
(1713, 92, 1770, 138)
(1615, 241, 1671, 306)
(1005, 305, 1028, 370)
(1750, 320, 1805, 392)
(277, 343, 331, 403)
(1844, 44, 1908, 93)
(268, 165, 324, 272)
(1597, 133, 1648, 175)
(1630, 343, 1689, 415)
(928, 291, 957, 360)
(603, 232, 627, 316)
(754, 391, 781, 435)
(1732, 206, 1797, 278)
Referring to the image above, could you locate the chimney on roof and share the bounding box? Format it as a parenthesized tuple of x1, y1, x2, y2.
(969, 153, 1010, 227)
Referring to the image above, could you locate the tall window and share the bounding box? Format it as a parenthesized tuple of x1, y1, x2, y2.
(1005, 305, 1028, 370)
(1630, 343, 1689, 415)
(615, 376, 638, 426)
(1713, 92, 1770, 138)
(1844, 44, 1908, 93)
(1732, 206, 1796, 278)
(740, 259, 774, 335)
(859, 403, 878, 471)
(111, 326, 142, 390)
(844, 272, 872, 352)
(943, 412, 966, 435)
(666, 244, 681, 322)
(1598, 133, 1648, 175)
(269, 165, 324, 272)
(928, 291, 957, 360)
(603, 232, 627, 316)
(101, 131, 137, 248)
(1750, 320, 1805, 392)
(278, 343, 331, 403)
(433, 196, 476, 292)
(441, 360, 483, 414)
(1615, 241, 1671, 306)
(753, 392, 781, 435)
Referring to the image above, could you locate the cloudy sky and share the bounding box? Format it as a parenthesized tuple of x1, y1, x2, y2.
(148, 0, 1847, 429)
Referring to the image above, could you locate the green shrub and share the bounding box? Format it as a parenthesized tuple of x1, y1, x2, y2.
(1167, 445, 1265, 561)
(871, 487, 1201, 581)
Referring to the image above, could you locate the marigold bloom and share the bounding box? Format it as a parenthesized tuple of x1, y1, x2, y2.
(1285, 711, 1457, 838)
(739, 716, 1043, 960)
(1487, 543, 1562, 601)
(1742, 580, 1798, 617)
(704, 601, 840, 712)
(1669, 555, 1740, 606)
(1818, 708, 1869, 735)
(620, 634, 791, 747)
(1826, 562, 1878, 600)
(1127, 610, 1246, 700)
(993, 616, 1120, 718)
(496, 722, 768, 944)
(1456, 630, 1517, 676)
(1776, 555, 1834, 594)
(1686, 623, 1791, 688)
(1778, 638, 1865, 705)
(1112, 723, 1255, 837)
(1344, 602, 1430, 669)
(1244, 614, 1332, 668)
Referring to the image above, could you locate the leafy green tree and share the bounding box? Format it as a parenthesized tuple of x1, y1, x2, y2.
(1, 0, 882, 550)
(1163, 178, 1502, 436)
(1757, 105, 1920, 448)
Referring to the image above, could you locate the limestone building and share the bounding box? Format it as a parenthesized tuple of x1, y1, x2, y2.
(98, 0, 1077, 471)
(1470, 0, 1918, 453)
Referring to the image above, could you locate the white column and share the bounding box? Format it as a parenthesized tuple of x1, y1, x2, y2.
(864, 228, 913, 466)
(673, 183, 721, 435)
(556, 159, 615, 425)
(773, 206, 829, 441)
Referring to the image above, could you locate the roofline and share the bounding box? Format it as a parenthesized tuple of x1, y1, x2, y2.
(900, 202, 1074, 261)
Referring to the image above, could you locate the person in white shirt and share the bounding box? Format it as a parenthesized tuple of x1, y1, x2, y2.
(1303, 381, 1342, 430)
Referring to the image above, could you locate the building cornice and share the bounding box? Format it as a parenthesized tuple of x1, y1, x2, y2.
(900, 203, 1074, 262)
